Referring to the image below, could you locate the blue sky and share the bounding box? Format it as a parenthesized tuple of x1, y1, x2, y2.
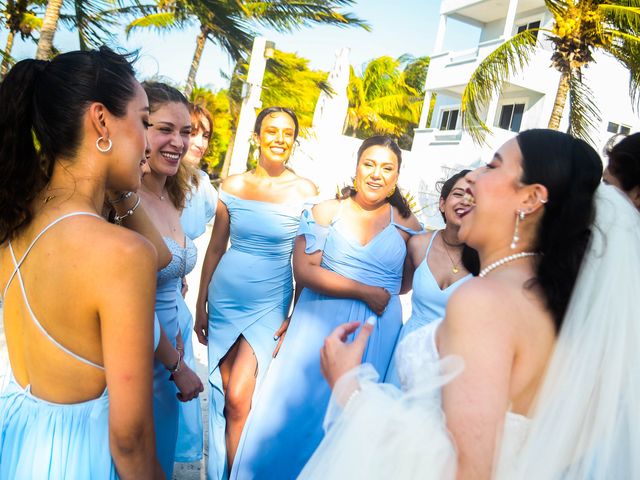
(2, 1, 477, 90)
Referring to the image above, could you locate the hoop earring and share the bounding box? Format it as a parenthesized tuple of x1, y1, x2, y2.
(510, 210, 526, 250)
(387, 184, 396, 198)
(96, 137, 112, 153)
(353, 178, 358, 193)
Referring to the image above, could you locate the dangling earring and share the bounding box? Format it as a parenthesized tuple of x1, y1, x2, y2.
(510, 210, 526, 249)
(96, 136, 112, 153)
(387, 184, 397, 198)
(353, 178, 358, 193)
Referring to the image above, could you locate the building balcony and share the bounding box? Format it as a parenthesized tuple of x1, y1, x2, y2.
(441, 0, 544, 24)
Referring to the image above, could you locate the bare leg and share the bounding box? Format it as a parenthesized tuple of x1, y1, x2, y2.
(219, 335, 258, 470)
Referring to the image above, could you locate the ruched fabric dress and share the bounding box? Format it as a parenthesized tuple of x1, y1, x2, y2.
(154, 236, 196, 478)
(175, 171, 217, 463)
(230, 204, 421, 480)
(207, 190, 306, 480)
(0, 212, 117, 479)
(385, 230, 471, 386)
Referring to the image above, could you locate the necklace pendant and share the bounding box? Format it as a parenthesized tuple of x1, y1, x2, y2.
(452, 266, 459, 274)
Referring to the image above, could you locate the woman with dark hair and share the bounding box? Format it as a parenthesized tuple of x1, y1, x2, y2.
(230, 135, 423, 480)
(139, 81, 204, 478)
(385, 169, 478, 386)
(604, 132, 640, 210)
(0, 48, 161, 478)
(301, 129, 640, 479)
(195, 106, 317, 479)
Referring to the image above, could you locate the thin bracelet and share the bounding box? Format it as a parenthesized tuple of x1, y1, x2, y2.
(108, 191, 133, 205)
(167, 349, 183, 373)
(114, 195, 141, 224)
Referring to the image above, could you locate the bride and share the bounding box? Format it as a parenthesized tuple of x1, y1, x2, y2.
(300, 129, 640, 479)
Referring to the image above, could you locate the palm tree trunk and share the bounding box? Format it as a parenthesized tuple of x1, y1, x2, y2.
(548, 71, 570, 130)
(185, 25, 209, 98)
(36, 0, 63, 60)
(1, 31, 15, 78)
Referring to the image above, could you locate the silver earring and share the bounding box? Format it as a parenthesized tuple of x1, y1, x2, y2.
(96, 136, 112, 153)
(510, 210, 526, 250)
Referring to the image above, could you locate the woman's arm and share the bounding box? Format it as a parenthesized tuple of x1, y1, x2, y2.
(438, 281, 515, 480)
(154, 329, 203, 402)
(97, 234, 161, 479)
(194, 198, 230, 345)
(292, 236, 390, 315)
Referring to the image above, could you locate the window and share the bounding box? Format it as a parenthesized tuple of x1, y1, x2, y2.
(439, 108, 459, 130)
(498, 103, 525, 132)
(607, 121, 631, 135)
(516, 20, 541, 40)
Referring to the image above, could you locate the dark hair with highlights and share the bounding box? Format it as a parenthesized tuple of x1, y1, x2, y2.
(436, 169, 479, 275)
(338, 135, 412, 218)
(517, 129, 602, 331)
(254, 106, 299, 140)
(142, 81, 192, 210)
(0, 46, 138, 244)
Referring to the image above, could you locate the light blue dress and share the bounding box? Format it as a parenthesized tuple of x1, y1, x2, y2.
(384, 230, 472, 386)
(207, 190, 306, 480)
(175, 170, 217, 463)
(153, 236, 196, 478)
(230, 204, 421, 480)
(0, 212, 117, 479)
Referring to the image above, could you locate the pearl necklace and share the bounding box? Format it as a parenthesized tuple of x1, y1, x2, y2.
(479, 252, 539, 278)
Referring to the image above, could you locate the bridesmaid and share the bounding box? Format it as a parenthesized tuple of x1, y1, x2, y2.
(174, 102, 218, 464)
(385, 170, 479, 386)
(230, 135, 423, 480)
(195, 107, 317, 479)
(139, 81, 204, 478)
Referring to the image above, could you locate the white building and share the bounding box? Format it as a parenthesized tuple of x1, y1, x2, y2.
(406, 0, 640, 228)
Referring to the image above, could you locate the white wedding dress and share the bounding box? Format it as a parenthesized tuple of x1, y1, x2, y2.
(299, 185, 640, 480)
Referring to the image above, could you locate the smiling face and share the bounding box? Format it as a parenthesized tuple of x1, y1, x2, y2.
(459, 138, 527, 250)
(354, 145, 400, 204)
(146, 101, 191, 177)
(184, 114, 211, 167)
(254, 112, 296, 165)
(440, 177, 473, 228)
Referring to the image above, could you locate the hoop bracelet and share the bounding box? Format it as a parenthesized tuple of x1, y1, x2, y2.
(108, 191, 133, 205)
(167, 349, 183, 374)
(114, 195, 141, 224)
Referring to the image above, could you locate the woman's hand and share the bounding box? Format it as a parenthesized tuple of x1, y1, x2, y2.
(194, 300, 208, 345)
(320, 321, 373, 389)
(272, 317, 290, 358)
(171, 363, 204, 402)
(361, 286, 391, 316)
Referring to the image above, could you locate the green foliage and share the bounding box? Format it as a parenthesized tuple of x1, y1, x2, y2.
(190, 86, 233, 173)
(402, 56, 430, 94)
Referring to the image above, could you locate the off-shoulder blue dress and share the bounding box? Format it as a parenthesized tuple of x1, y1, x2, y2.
(207, 190, 307, 480)
(384, 230, 471, 386)
(154, 236, 196, 478)
(230, 203, 421, 480)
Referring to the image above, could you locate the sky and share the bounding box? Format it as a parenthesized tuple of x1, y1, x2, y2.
(2, 0, 478, 90)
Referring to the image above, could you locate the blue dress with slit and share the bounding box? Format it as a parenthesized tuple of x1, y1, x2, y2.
(230, 204, 421, 480)
(206, 190, 306, 480)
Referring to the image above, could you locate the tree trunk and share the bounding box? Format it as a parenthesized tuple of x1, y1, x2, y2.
(1, 31, 15, 78)
(184, 25, 209, 98)
(548, 71, 570, 130)
(36, 0, 63, 60)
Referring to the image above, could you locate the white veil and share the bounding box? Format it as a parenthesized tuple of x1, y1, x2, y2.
(506, 184, 640, 478)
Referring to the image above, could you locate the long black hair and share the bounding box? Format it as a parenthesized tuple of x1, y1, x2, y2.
(605, 132, 640, 191)
(0, 47, 138, 244)
(517, 129, 602, 331)
(339, 135, 412, 218)
(436, 169, 480, 275)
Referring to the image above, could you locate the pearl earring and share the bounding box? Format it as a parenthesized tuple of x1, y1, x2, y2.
(510, 210, 526, 250)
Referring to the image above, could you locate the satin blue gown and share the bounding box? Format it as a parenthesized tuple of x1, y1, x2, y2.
(175, 171, 217, 463)
(0, 212, 117, 479)
(154, 236, 196, 478)
(384, 230, 471, 386)
(230, 204, 421, 480)
(207, 190, 307, 480)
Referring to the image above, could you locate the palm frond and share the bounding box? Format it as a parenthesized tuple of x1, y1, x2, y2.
(125, 12, 184, 36)
(461, 29, 539, 145)
(567, 69, 601, 145)
(599, 4, 640, 33)
(607, 34, 640, 111)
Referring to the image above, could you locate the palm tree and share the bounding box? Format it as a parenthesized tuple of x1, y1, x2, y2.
(35, 0, 62, 58)
(346, 56, 423, 148)
(1, 0, 42, 76)
(126, 0, 368, 97)
(461, 0, 640, 144)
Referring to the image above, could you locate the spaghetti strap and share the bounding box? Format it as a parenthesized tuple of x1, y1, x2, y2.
(424, 230, 439, 262)
(4, 211, 105, 371)
(391, 206, 425, 236)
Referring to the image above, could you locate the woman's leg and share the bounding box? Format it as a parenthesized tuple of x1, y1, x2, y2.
(219, 335, 258, 469)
